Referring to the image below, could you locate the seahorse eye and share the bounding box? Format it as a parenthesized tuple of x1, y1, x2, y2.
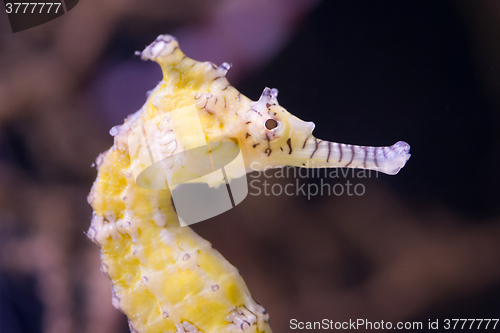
(265, 118, 278, 130)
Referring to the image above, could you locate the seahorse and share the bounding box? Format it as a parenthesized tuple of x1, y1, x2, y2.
(87, 35, 410, 333)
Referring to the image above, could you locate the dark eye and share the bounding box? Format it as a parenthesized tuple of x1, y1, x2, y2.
(265, 118, 278, 130)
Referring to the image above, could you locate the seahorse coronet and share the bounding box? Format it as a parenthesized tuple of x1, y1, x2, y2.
(88, 34, 410, 333)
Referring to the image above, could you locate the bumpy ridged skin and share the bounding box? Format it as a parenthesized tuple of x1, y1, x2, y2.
(88, 36, 271, 333)
(88, 35, 410, 333)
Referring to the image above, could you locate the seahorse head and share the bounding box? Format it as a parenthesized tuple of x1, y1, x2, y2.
(132, 35, 410, 189)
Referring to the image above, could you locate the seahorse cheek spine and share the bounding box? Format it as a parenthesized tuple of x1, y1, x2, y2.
(87, 36, 271, 333)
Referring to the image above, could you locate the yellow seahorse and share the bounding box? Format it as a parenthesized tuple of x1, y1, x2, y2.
(87, 35, 410, 333)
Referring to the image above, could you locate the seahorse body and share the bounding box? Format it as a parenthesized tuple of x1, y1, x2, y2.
(87, 35, 410, 333)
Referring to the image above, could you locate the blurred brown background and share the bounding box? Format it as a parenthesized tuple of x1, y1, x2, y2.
(1, 0, 500, 332)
